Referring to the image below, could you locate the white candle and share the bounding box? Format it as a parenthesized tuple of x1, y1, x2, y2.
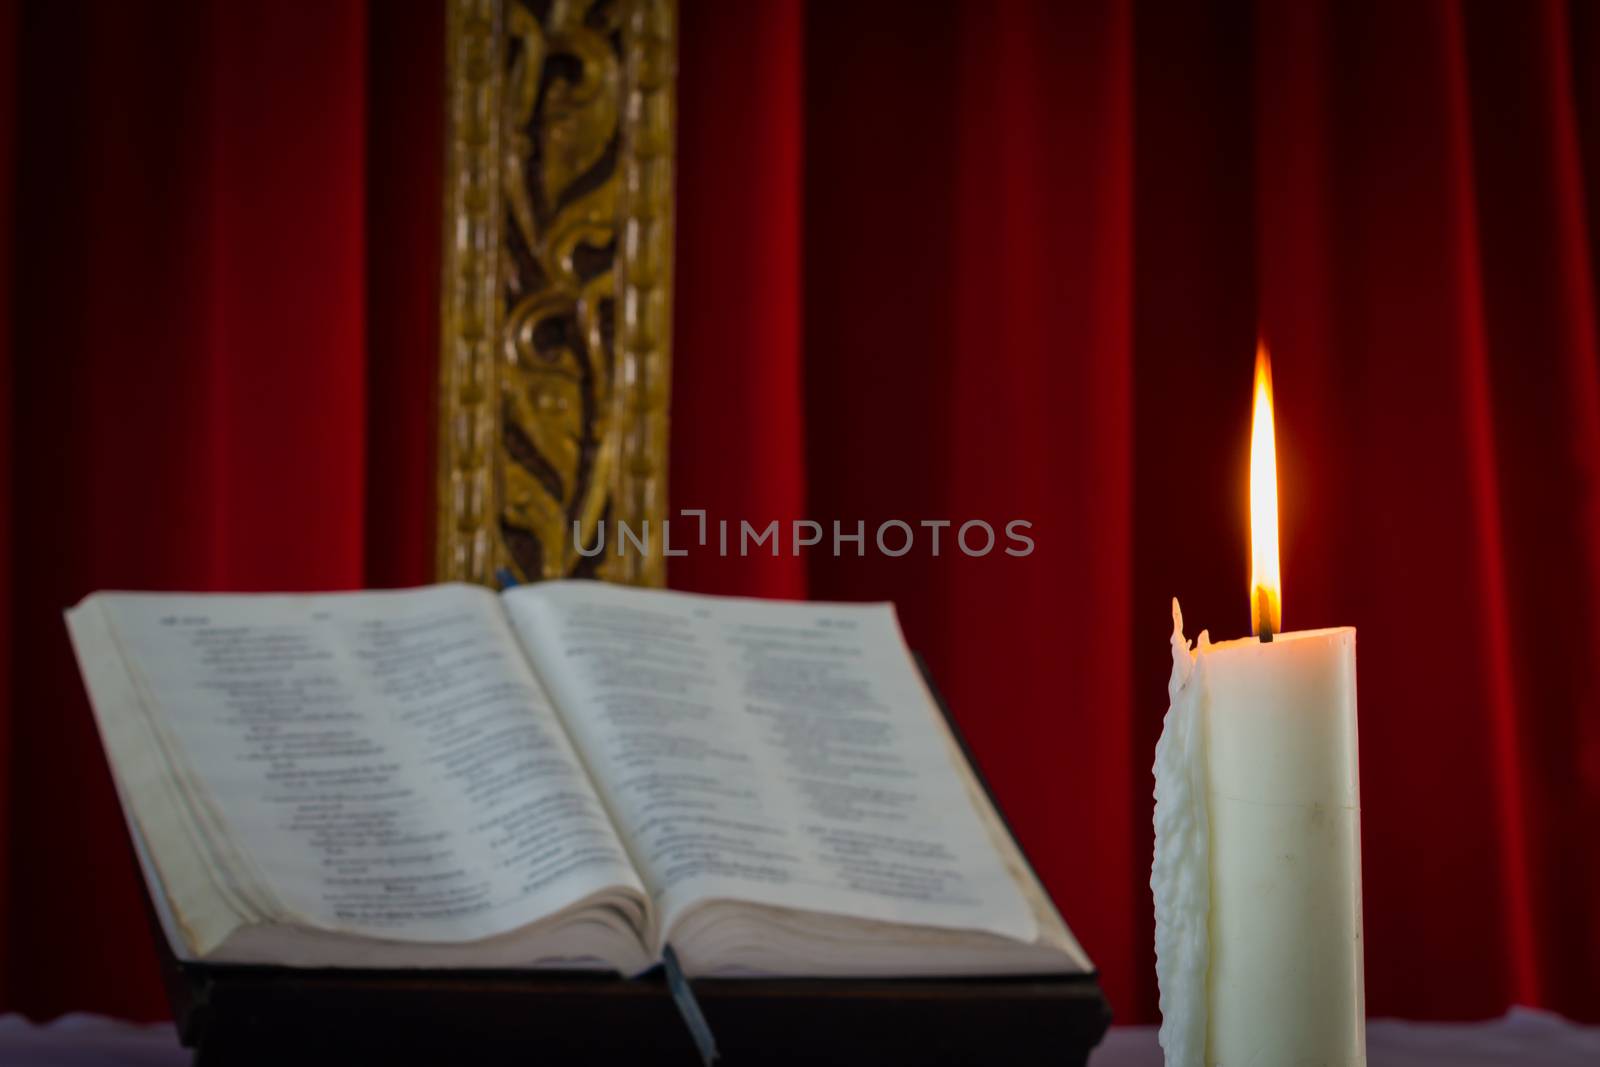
(1152, 346, 1365, 1066)
(1154, 604, 1365, 1065)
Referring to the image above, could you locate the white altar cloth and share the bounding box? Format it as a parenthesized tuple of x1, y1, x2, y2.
(1092, 1008, 1600, 1067)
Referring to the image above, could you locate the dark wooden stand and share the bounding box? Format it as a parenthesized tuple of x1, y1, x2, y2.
(141, 657, 1112, 1064)
(156, 955, 1110, 1065)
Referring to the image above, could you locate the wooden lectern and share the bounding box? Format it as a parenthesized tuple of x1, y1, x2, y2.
(152, 961, 1109, 1066)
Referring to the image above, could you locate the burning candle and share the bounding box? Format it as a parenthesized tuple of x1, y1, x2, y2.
(1152, 344, 1366, 1066)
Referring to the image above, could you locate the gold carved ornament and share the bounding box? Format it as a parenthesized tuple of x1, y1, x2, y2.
(437, 0, 676, 587)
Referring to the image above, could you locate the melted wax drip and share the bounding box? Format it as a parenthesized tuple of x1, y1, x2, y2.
(1151, 599, 1211, 1067)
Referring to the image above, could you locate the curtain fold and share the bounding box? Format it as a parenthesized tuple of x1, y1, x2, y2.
(944, 0, 1137, 1022)
(671, 0, 808, 600)
(365, 0, 443, 589)
(0, 0, 16, 1014)
(3, 0, 1598, 1029)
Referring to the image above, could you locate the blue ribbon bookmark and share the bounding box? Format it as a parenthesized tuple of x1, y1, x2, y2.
(662, 944, 720, 1066)
(495, 567, 520, 590)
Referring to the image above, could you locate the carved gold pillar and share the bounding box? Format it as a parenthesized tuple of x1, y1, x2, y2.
(437, 0, 676, 587)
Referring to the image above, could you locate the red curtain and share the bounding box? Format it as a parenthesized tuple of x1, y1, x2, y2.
(3, 0, 441, 1019)
(674, 0, 1600, 1026)
(4, 0, 1599, 1028)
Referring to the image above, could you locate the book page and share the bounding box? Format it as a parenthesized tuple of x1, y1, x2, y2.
(91, 585, 644, 946)
(502, 581, 1036, 947)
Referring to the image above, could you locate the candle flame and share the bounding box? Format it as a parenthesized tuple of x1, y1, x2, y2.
(1250, 342, 1282, 637)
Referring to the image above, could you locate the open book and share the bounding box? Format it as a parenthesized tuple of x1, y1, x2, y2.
(66, 581, 1089, 980)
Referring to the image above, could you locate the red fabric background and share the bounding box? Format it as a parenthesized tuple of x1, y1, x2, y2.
(4, 0, 1599, 1027)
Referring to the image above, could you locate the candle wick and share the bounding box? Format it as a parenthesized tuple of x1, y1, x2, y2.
(1256, 587, 1275, 642)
